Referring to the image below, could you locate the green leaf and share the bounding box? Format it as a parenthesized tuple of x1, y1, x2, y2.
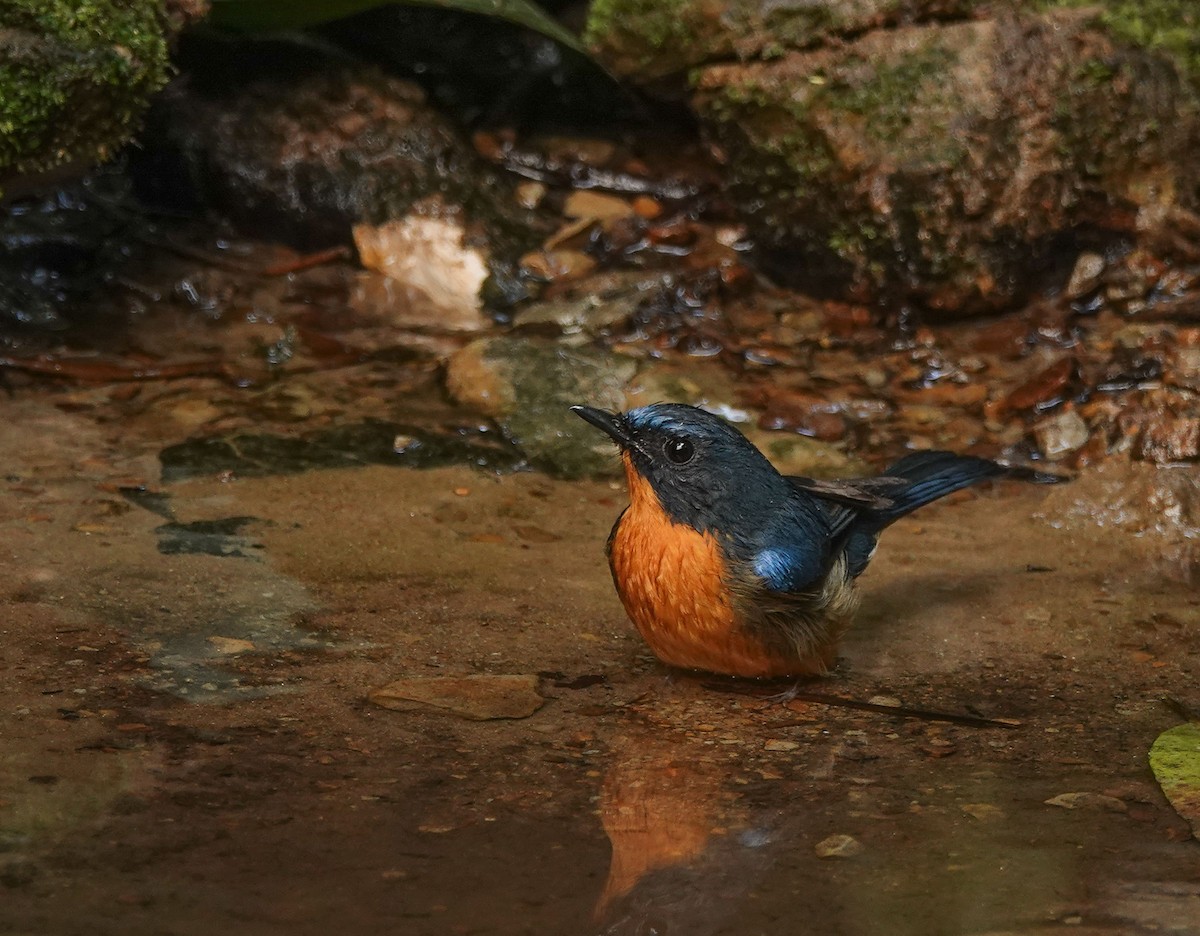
(208, 0, 588, 57)
(1149, 722, 1200, 835)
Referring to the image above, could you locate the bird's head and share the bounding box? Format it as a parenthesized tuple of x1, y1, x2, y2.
(571, 403, 790, 533)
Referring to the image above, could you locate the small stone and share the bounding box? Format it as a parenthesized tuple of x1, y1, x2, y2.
(1003, 358, 1074, 413)
(515, 181, 546, 209)
(352, 202, 490, 332)
(72, 522, 111, 534)
(444, 335, 636, 478)
(166, 398, 221, 429)
(962, 803, 1005, 821)
(1065, 252, 1105, 298)
(1034, 409, 1089, 461)
(1138, 414, 1200, 463)
(1044, 792, 1128, 812)
(519, 248, 597, 284)
(368, 674, 545, 720)
(1168, 347, 1200, 391)
(631, 195, 662, 219)
(814, 834, 863, 859)
(764, 739, 799, 752)
(563, 190, 633, 221)
(207, 636, 256, 655)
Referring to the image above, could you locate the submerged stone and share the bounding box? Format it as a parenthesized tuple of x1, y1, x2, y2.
(368, 674, 545, 720)
(159, 420, 524, 482)
(445, 336, 637, 478)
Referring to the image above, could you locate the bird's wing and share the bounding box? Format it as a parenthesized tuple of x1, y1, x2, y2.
(785, 475, 903, 512)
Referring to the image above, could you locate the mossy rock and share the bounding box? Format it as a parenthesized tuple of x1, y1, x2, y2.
(692, 11, 1200, 316)
(0, 1, 169, 192)
(445, 336, 638, 479)
(585, 0, 984, 82)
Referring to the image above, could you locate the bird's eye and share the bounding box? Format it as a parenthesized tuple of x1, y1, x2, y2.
(664, 437, 695, 465)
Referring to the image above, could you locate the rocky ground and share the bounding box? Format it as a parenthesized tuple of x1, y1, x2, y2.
(0, 141, 1198, 932)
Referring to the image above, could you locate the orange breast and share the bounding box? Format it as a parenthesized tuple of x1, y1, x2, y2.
(607, 454, 821, 678)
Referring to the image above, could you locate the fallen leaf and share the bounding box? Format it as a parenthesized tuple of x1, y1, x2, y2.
(1149, 723, 1200, 835)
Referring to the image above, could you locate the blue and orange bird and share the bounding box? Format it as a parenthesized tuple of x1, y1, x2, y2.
(572, 402, 1055, 679)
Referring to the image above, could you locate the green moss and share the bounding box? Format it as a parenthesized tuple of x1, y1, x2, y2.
(1037, 0, 1200, 83)
(0, 0, 169, 184)
(585, 0, 730, 78)
(825, 45, 960, 153)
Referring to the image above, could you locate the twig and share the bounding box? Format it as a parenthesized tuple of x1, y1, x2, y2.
(0, 355, 237, 384)
(704, 681, 1021, 729)
(262, 245, 351, 277)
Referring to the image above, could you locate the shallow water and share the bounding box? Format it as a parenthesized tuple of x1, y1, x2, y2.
(2, 387, 1198, 934)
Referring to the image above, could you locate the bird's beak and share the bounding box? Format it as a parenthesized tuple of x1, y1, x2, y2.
(571, 405, 632, 447)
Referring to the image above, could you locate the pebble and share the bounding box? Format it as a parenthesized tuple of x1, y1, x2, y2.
(632, 195, 662, 219)
(519, 249, 597, 284)
(764, 739, 799, 751)
(1066, 252, 1105, 298)
(1034, 409, 1089, 460)
(563, 190, 633, 221)
(1003, 357, 1074, 412)
(515, 181, 546, 209)
(207, 636, 256, 655)
(368, 674, 545, 720)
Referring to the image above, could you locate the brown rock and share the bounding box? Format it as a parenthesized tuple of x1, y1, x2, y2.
(368, 675, 545, 720)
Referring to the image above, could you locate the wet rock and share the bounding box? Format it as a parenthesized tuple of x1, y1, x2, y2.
(367, 674, 545, 720)
(159, 421, 525, 482)
(1034, 409, 1090, 461)
(586, 0, 977, 81)
(1167, 347, 1200, 392)
(352, 198, 490, 332)
(563, 190, 633, 221)
(690, 11, 1200, 316)
(1045, 792, 1128, 813)
(1003, 359, 1076, 414)
(445, 336, 637, 478)
(814, 833, 863, 859)
(207, 636, 255, 655)
(139, 59, 541, 269)
(518, 248, 597, 286)
(0, 167, 139, 330)
(513, 271, 668, 336)
(1066, 252, 1106, 299)
(1137, 412, 1200, 463)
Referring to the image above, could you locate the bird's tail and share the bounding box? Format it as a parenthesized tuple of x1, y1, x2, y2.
(868, 451, 1059, 528)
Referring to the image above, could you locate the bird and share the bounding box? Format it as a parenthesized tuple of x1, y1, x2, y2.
(571, 402, 1057, 679)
